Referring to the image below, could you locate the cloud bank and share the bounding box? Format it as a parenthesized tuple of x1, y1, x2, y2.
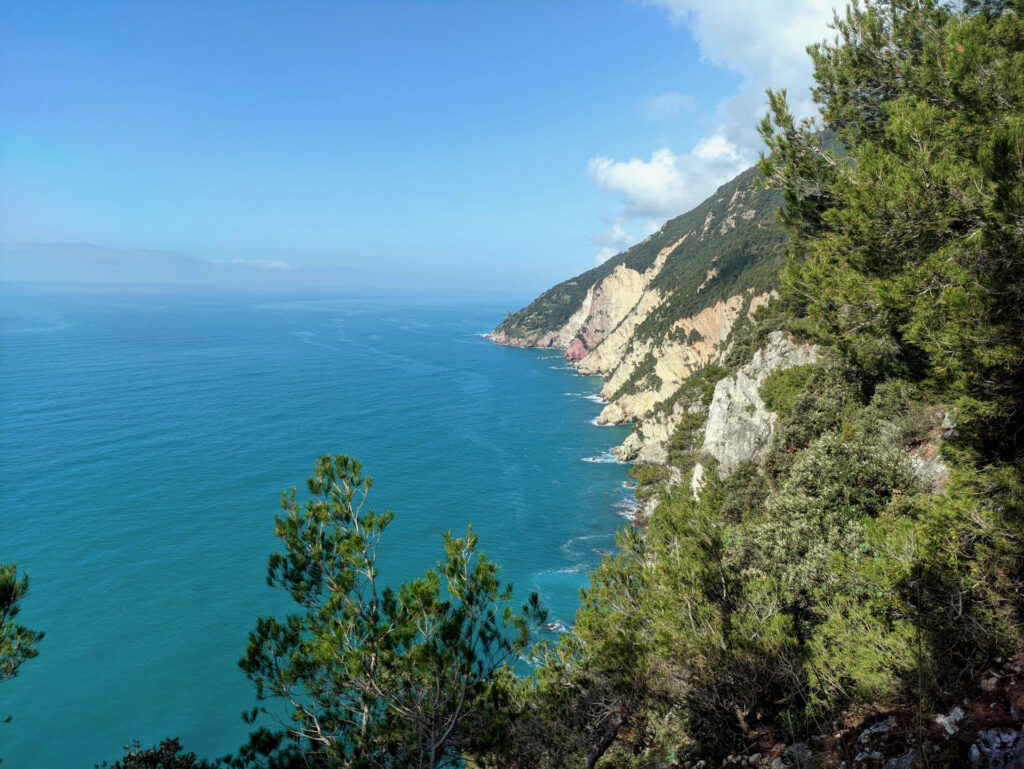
(590, 0, 837, 263)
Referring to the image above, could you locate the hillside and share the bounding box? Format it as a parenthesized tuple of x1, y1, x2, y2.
(493, 165, 784, 347)
(492, 164, 787, 465)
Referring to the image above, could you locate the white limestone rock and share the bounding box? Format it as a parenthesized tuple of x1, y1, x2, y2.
(701, 331, 819, 477)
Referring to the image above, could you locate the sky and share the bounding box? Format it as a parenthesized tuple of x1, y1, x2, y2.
(0, 0, 840, 293)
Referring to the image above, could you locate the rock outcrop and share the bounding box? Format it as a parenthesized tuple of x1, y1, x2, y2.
(491, 162, 789, 477)
(616, 399, 708, 465)
(697, 331, 819, 479)
(908, 411, 956, 492)
(594, 294, 744, 420)
(490, 237, 676, 356)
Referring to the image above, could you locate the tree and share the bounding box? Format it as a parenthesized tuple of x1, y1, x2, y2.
(95, 739, 210, 769)
(0, 563, 43, 684)
(758, 0, 1024, 457)
(239, 455, 545, 769)
(504, 526, 658, 769)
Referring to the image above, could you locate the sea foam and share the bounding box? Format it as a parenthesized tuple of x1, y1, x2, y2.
(582, 451, 624, 464)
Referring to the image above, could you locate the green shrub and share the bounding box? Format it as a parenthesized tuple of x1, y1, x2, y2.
(763, 360, 861, 481)
(668, 411, 707, 470)
(629, 463, 672, 500)
(759, 363, 820, 419)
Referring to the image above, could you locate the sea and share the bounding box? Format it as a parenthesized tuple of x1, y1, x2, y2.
(0, 287, 634, 768)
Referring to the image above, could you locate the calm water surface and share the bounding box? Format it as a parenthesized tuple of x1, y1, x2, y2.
(0, 289, 632, 767)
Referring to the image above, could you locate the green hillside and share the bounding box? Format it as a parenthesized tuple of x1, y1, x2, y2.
(494, 165, 786, 341)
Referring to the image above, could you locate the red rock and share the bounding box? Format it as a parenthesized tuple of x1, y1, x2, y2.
(565, 338, 587, 361)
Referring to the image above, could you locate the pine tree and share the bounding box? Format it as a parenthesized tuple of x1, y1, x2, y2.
(759, 0, 1024, 456)
(238, 455, 545, 769)
(0, 563, 43, 684)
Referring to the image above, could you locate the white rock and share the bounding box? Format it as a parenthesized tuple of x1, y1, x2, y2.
(941, 705, 965, 735)
(701, 331, 819, 477)
(691, 462, 705, 496)
(860, 716, 897, 742)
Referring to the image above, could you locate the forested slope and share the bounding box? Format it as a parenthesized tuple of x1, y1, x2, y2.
(492, 166, 786, 347)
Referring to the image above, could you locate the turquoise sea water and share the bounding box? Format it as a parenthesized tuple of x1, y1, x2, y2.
(0, 288, 633, 768)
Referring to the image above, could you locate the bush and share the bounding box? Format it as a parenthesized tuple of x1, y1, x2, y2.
(759, 363, 820, 419)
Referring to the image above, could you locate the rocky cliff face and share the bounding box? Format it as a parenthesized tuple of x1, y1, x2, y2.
(490, 236, 678, 353)
(595, 290, 772, 424)
(696, 331, 819, 479)
(491, 163, 786, 463)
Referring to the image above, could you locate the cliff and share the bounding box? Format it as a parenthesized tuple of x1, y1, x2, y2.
(491, 164, 787, 464)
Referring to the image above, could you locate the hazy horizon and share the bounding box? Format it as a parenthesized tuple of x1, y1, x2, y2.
(1, 1, 839, 293)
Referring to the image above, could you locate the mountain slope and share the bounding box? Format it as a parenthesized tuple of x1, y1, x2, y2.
(491, 164, 787, 461)
(493, 166, 783, 346)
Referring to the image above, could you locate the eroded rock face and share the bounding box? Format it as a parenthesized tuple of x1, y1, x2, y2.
(597, 295, 746, 416)
(592, 292, 777, 430)
(615, 400, 707, 464)
(564, 338, 588, 361)
(700, 331, 819, 477)
(574, 286, 665, 378)
(560, 236, 685, 362)
(489, 236, 682, 358)
(569, 261, 657, 352)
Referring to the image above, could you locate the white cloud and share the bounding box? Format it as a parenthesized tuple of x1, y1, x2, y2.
(645, 0, 836, 142)
(588, 134, 746, 219)
(230, 258, 291, 270)
(636, 91, 695, 120)
(592, 217, 634, 265)
(588, 0, 836, 237)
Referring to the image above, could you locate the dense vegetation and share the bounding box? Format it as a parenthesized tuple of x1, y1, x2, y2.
(5, 1, 1022, 766)
(505, 1, 1024, 765)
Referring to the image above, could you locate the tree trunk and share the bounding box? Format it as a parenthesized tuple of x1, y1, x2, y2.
(585, 710, 627, 769)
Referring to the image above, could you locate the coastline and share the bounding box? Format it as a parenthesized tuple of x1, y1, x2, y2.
(488, 332, 644, 526)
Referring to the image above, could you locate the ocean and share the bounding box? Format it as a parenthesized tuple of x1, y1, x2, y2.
(0, 288, 633, 768)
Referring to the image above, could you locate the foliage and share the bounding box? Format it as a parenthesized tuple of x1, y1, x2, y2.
(718, 462, 769, 523)
(96, 739, 211, 769)
(627, 463, 672, 501)
(239, 455, 546, 769)
(667, 411, 707, 471)
(762, 358, 861, 482)
(500, 527, 658, 769)
(0, 563, 42, 684)
(759, 0, 1024, 457)
(611, 352, 662, 402)
(758, 363, 821, 419)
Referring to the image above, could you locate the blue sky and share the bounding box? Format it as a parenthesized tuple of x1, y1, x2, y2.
(0, 1, 838, 293)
